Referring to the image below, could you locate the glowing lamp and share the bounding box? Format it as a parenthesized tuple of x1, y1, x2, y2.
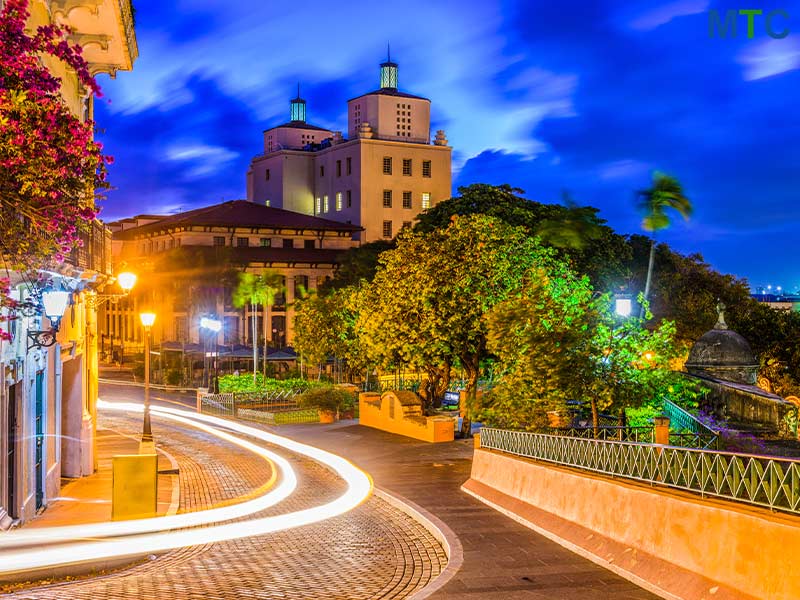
(200, 317, 222, 333)
(42, 290, 70, 324)
(139, 312, 156, 328)
(615, 297, 632, 318)
(117, 272, 137, 293)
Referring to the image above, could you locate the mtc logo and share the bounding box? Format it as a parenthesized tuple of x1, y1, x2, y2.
(709, 9, 790, 38)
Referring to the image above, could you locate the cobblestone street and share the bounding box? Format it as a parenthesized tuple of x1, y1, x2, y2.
(6, 409, 446, 600)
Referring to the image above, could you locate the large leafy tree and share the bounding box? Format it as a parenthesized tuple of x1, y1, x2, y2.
(0, 0, 109, 273)
(636, 172, 693, 315)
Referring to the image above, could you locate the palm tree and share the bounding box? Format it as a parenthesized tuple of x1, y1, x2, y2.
(637, 172, 692, 316)
(233, 271, 284, 382)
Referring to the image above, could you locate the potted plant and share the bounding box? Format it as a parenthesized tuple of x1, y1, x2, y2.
(298, 386, 355, 424)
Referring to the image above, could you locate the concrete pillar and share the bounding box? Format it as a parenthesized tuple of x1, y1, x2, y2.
(654, 416, 670, 446)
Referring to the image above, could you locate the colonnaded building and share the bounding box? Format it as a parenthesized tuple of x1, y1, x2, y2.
(246, 57, 452, 242)
(100, 56, 453, 372)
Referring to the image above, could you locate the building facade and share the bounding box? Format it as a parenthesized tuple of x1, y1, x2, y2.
(102, 201, 361, 368)
(0, 0, 137, 527)
(246, 59, 452, 242)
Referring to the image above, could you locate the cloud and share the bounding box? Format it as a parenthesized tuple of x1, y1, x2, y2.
(738, 39, 800, 80)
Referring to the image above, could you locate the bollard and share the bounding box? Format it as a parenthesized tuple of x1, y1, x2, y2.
(196, 387, 208, 413)
(473, 432, 481, 449)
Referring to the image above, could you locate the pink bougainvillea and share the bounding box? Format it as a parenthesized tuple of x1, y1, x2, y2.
(0, 0, 110, 280)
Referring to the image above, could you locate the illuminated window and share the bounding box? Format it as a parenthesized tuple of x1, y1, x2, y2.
(346, 190, 352, 208)
(323, 195, 329, 212)
(422, 193, 431, 210)
(422, 161, 431, 177)
(265, 169, 270, 181)
(315, 197, 321, 214)
(336, 192, 343, 211)
(402, 159, 412, 176)
(402, 191, 412, 209)
(265, 199, 271, 207)
(336, 160, 342, 177)
(382, 220, 393, 238)
(213, 236, 225, 247)
(383, 190, 392, 208)
(260, 238, 271, 247)
(237, 237, 249, 247)
(383, 157, 392, 174)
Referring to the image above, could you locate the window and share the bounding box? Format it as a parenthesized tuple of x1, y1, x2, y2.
(336, 160, 342, 177)
(383, 156, 392, 175)
(383, 190, 392, 208)
(175, 317, 188, 342)
(213, 236, 225, 247)
(346, 190, 352, 208)
(320, 165, 325, 177)
(265, 169, 270, 181)
(402, 221, 412, 230)
(315, 197, 322, 214)
(402, 191, 412, 209)
(346, 157, 352, 175)
(422, 160, 431, 177)
(260, 238, 272, 247)
(382, 220, 393, 238)
(295, 275, 309, 298)
(265, 199, 271, 207)
(304, 239, 315, 249)
(402, 159, 412, 176)
(336, 191, 343, 211)
(236, 237, 249, 247)
(323, 195, 329, 212)
(282, 238, 294, 249)
(421, 193, 431, 210)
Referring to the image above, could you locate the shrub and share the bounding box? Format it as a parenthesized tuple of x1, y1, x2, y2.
(298, 386, 355, 414)
(165, 369, 183, 386)
(218, 373, 323, 394)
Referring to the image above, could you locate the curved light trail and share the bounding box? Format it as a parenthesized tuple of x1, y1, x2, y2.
(0, 402, 372, 576)
(0, 401, 293, 547)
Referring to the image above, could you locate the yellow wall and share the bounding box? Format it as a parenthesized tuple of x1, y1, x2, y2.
(359, 392, 454, 443)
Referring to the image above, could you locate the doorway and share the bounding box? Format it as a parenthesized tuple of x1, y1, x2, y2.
(6, 383, 18, 519)
(35, 371, 44, 510)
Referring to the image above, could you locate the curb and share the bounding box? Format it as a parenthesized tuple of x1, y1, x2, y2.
(373, 487, 464, 600)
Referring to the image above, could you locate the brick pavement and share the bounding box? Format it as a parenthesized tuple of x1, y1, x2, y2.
(278, 421, 661, 600)
(6, 412, 446, 600)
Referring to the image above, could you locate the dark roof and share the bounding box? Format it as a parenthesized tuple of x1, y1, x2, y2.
(114, 200, 361, 239)
(348, 88, 430, 102)
(263, 121, 332, 133)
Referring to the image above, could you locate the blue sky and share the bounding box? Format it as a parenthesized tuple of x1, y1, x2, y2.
(95, 0, 800, 290)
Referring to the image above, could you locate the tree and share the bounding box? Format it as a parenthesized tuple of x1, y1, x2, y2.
(233, 271, 283, 382)
(0, 0, 109, 277)
(320, 240, 395, 292)
(359, 215, 559, 426)
(636, 172, 693, 315)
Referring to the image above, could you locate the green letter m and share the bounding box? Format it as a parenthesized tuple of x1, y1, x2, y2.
(709, 9, 737, 38)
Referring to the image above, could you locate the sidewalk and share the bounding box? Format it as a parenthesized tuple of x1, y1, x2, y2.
(25, 428, 179, 529)
(280, 421, 658, 600)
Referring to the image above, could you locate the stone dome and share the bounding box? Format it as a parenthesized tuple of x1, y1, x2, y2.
(684, 303, 758, 385)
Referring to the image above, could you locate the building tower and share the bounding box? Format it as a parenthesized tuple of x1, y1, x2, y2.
(290, 84, 306, 122)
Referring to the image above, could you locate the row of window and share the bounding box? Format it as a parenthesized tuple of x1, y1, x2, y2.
(382, 220, 413, 238)
(141, 238, 181, 254)
(212, 236, 316, 249)
(382, 190, 431, 210)
(315, 190, 353, 214)
(382, 157, 432, 177)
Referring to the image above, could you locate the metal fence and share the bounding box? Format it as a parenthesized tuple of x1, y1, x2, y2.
(549, 426, 718, 450)
(480, 428, 800, 515)
(663, 399, 717, 436)
(198, 391, 319, 425)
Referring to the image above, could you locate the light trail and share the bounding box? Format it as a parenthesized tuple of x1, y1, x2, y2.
(0, 402, 372, 576)
(0, 401, 293, 547)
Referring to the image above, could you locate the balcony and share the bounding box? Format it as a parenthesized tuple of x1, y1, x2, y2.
(49, 0, 139, 77)
(67, 221, 113, 275)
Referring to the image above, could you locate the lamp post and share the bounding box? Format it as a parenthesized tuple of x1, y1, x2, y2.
(200, 317, 222, 393)
(139, 312, 156, 454)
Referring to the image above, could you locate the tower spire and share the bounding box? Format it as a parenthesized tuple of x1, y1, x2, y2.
(380, 46, 398, 90)
(290, 84, 306, 122)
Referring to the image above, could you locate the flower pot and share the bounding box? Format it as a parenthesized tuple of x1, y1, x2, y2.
(319, 410, 336, 424)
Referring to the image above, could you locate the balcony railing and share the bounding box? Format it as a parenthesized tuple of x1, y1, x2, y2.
(67, 221, 112, 274)
(480, 427, 800, 516)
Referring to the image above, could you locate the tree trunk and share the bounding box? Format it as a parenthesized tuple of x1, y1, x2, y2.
(460, 357, 479, 438)
(641, 238, 656, 317)
(591, 398, 599, 438)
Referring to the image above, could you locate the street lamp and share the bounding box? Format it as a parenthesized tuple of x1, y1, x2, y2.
(200, 317, 222, 393)
(27, 290, 71, 350)
(139, 311, 157, 454)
